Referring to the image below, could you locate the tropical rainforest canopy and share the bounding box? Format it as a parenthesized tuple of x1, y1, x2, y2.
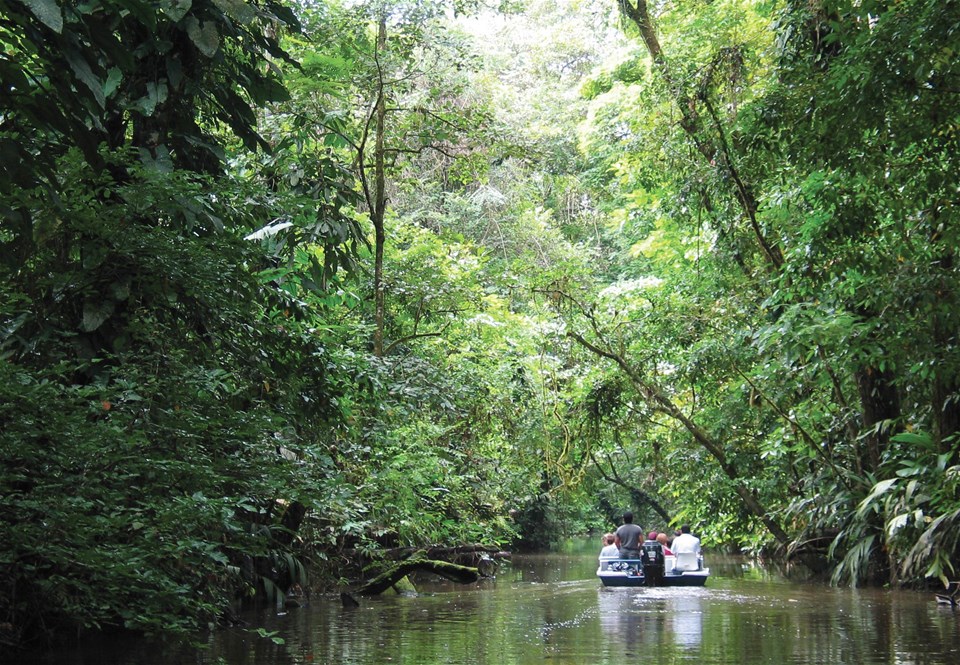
(2, 0, 960, 648)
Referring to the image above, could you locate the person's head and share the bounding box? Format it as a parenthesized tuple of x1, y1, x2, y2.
(656, 533, 669, 546)
(603, 533, 616, 545)
(647, 531, 658, 541)
(674, 529, 682, 537)
(622, 512, 634, 524)
(681, 524, 692, 534)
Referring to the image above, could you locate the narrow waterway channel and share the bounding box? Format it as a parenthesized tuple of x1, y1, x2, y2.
(16, 539, 960, 665)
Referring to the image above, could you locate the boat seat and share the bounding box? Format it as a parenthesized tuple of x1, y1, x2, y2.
(674, 551, 700, 571)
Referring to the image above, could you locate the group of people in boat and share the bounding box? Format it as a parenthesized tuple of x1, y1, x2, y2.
(597, 512, 708, 586)
(599, 512, 701, 561)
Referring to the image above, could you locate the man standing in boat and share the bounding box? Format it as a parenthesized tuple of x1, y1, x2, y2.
(614, 512, 644, 559)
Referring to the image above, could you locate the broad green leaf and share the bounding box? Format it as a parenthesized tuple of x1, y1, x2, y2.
(185, 17, 220, 57)
(135, 82, 160, 115)
(857, 478, 897, 517)
(159, 0, 192, 22)
(212, 0, 256, 24)
(890, 431, 937, 449)
(115, 0, 158, 29)
(24, 0, 63, 33)
(166, 56, 183, 89)
(103, 67, 123, 98)
(80, 300, 115, 332)
(886, 513, 909, 535)
(64, 47, 105, 108)
(110, 279, 131, 301)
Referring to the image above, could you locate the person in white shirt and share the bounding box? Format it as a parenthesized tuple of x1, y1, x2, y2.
(671, 524, 701, 555)
(599, 533, 619, 559)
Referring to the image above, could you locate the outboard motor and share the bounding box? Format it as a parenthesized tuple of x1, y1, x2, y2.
(641, 541, 665, 587)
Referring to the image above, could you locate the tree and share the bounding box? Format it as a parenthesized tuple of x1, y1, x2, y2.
(593, 0, 960, 579)
(0, 0, 367, 643)
(744, 0, 960, 583)
(1, 0, 300, 176)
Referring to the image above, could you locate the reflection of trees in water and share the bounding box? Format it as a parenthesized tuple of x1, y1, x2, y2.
(597, 590, 642, 653)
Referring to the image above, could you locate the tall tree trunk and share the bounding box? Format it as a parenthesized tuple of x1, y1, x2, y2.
(372, 15, 388, 357)
(932, 370, 960, 455)
(854, 366, 900, 473)
(932, 253, 960, 453)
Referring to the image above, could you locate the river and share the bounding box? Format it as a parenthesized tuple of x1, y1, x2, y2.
(13, 539, 960, 664)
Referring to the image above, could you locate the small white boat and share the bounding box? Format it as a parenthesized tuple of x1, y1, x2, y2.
(597, 552, 709, 587)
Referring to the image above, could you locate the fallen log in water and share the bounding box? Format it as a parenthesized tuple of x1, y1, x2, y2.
(357, 553, 482, 596)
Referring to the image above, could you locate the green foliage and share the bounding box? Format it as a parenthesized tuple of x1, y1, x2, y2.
(0, 149, 352, 641)
(1, 0, 299, 183)
(528, 0, 960, 581)
(7, 0, 960, 651)
(834, 431, 960, 586)
(294, 215, 557, 551)
(0, 2, 360, 633)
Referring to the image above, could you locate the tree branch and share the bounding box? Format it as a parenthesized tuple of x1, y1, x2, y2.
(567, 328, 790, 545)
(382, 329, 447, 355)
(589, 450, 672, 523)
(700, 93, 782, 269)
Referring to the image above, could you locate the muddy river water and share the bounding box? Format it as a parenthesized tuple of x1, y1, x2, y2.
(16, 539, 960, 664)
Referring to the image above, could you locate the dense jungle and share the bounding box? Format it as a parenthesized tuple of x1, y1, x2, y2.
(2, 0, 959, 650)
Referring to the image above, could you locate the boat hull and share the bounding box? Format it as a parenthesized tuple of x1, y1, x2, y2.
(597, 570, 709, 587)
(596, 556, 709, 587)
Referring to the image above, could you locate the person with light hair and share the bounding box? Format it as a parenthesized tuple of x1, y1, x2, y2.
(656, 532, 673, 555)
(599, 532, 618, 559)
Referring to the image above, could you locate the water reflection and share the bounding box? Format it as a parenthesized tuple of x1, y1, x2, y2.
(590, 582, 960, 665)
(593, 587, 706, 660)
(596, 588, 658, 654)
(671, 594, 704, 648)
(10, 545, 960, 665)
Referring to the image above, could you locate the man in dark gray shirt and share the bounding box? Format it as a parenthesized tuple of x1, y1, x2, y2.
(614, 512, 644, 559)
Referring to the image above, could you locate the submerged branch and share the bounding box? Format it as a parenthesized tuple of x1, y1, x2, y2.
(357, 554, 484, 596)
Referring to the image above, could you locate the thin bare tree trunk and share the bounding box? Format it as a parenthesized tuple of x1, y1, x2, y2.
(372, 15, 388, 357)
